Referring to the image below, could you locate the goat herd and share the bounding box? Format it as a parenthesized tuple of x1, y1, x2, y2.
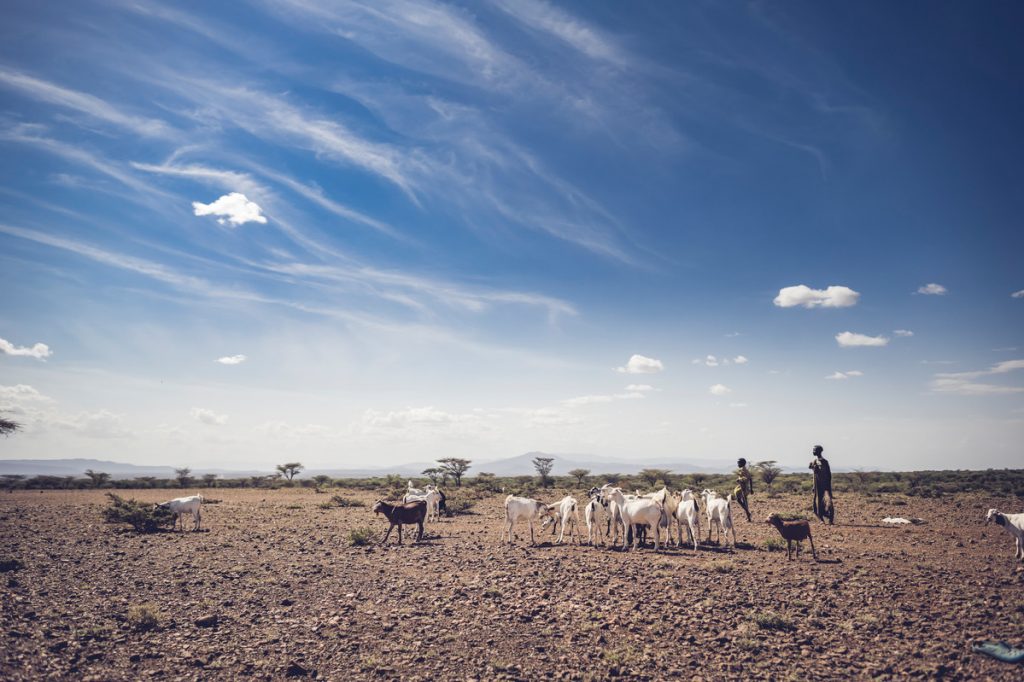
(500, 485, 818, 560)
(156, 482, 1024, 564)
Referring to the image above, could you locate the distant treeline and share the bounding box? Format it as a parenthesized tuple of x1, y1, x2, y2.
(3, 468, 1023, 498)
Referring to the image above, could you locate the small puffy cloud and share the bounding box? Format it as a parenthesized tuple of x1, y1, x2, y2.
(217, 354, 247, 365)
(826, 370, 863, 380)
(192, 192, 267, 226)
(893, 330, 914, 337)
(1012, 290, 1024, 299)
(625, 384, 655, 392)
(835, 331, 889, 348)
(0, 337, 52, 360)
(733, 355, 749, 365)
(709, 384, 732, 396)
(190, 407, 228, 425)
(916, 283, 947, 295)
(930, 359, 1024, 396)
(615, 354, 664, 374)
(53, 409, 132, 439)
(773, 285, 859, 309)
(704, 355, 719, 367)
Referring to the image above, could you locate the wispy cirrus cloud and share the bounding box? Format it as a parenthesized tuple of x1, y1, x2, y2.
(0, 67, 173, 138)
(825, 370, 863, 380)
(930, 360, 1024, 396)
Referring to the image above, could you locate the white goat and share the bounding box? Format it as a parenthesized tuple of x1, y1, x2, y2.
(403, 489, 442, 522)
(541, 495, 581, 544)
(987, 508, 1024, 562)
(156, 495, 203, 532)
(601, 485, 663, 551)
(501, 495, 553, 545)
(639, 487, 682, 547)
(406, 482, 435, 497)
(584, 494, 609, 546)
(675, 489, 701, 551)
(702, 489, 736, 547)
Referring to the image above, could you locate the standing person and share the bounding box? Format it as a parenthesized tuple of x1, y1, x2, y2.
(809, 445, 834, 524)
(734, 458, 754, 522)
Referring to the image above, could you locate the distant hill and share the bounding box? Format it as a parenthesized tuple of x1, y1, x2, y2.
(0, 453, 771, 479)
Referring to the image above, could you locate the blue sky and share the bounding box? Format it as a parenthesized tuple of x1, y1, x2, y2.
(1, 1, 1022, 471)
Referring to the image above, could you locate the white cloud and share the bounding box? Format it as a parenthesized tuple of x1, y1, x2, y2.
(709, 384, 732, 396)
(1012, 290, 1024, 299)
(217, 354, 247, 365)
(729, 402, 748, 408)
(826, 370, 863, 380)
(362, 406, 476, 429)
(190, 407, 228, 425)
(916, 283, 947, 296)
(930, 359, 1024, 396)
(615, 354, 663, 374)
(257, 421, 330, 437)
(0, 384, 52, 403)
(893, 330, 914, 337)
(192, 192, 267, 226)
(53, 409, 132, 439)
(773, 285, 859, 309)
(703, 354, 719, 367)
(563, 391, 645, 407)
(0, 337, 52, 360)
(625, 384, 654, 392)
(733, 355, 749, 365)
(835, 331, 889, 348)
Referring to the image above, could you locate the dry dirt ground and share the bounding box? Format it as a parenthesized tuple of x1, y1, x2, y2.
(2, 487, 1023, 680)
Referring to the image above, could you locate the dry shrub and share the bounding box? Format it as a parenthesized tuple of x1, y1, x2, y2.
(102, 493, 174, 533)
(127, 603, 161, 631)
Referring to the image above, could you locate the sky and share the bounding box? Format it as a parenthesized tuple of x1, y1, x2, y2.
(1, 1, 1022, 472)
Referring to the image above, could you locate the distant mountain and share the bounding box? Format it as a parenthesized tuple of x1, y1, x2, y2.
(472, 451, 737, 477)
(0, 458, 179, 478)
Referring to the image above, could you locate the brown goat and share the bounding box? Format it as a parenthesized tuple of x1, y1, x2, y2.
(765, 514, 817, 561)
(373, 499, 426, 544)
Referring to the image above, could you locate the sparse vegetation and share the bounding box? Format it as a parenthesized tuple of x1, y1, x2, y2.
(127, 603, 161, 631)
(533, 456, 555, 488)
(763, 536, 784, 552)
(437, 458, 472, 487)
(330, 495, 365, 508)
(754, 611, 795, 631)
(347, 526, 376, 546)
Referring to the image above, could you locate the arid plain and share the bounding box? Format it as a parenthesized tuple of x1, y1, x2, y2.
(2, 487, 1023, 680)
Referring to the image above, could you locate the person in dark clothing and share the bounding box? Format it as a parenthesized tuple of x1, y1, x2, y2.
(733, 457, 754, 522)
(809, 445, 834, 524)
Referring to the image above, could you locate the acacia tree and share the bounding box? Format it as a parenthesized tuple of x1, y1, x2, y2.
(276, 463, 303, 481)
(84, 469, 111, 488)
(533, 457, 554, 488)
(568, 468, 590, 487)
(437, 458, 471, 487)
(313, 474, 332, 488)
(422, 467, 445, 486)
(0, 416, 21, 436)
(175, 467, 192, 488)
(755, 460, 782, 494)
(202, 473, 218, 488)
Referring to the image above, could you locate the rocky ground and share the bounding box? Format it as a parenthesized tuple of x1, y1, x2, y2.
(1, 486, 1023, 680)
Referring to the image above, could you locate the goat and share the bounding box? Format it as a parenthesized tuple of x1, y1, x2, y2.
(674, 489, 701, 551)
(600, 485, 662, 551)
(702, 489, 736, 547)
(766, 514, 817, 560)
(403, 489, 442, 522)
(986, 509, 1024, 562)
(372, 499, 426, 544)
(155, 495, 203, 532)
(585, 493, 609, 546)
(406, 482, 436, 497)
(541, 495, 581, 544)
(501, 495, 554, 545)
(639, 487, 682, 546)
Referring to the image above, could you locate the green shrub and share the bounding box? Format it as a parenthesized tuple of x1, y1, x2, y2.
(763, 537, 784, 552)
(348, 526, 376, 546)
(102, 493, 175, 533)
(331, 495, 365, 508)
